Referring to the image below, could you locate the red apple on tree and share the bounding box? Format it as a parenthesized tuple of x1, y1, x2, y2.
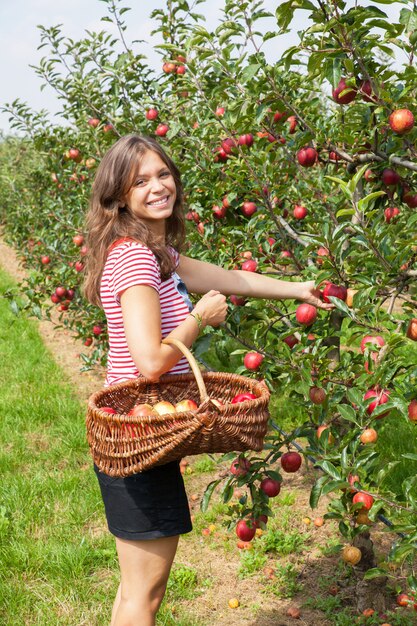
(212, 204, 227, 219)
(364, 388, 390, 417)
(283, 334, 299, 349)
(352, 492, 374, 510)
(293, 204, 308, 220)
(297, 147, 317, 167)
(408, 399, 417, 422)
(404, 192, 417, 208)
(281, 451, 302, 473)
(260, 477, 281, 497)
(41, 255, 50, 265)
(384, 206, 400, 223)
(287, 115, 297, 133)
(364, 169, 375, 182)
(241, 259, 257, 272)
(332, 78, 357, 104)
(221, 137, 237, 154)
(389, 108, 415, 134)
(406, 318, 417, 341)
(317, 424, 335, 444)
(360, 335, 385, 354)
(309, 387, 327, 405)
(230, 295, 246, 306)
(322, 282, 347, 302)
(87, 117, 100, 128)
(230, 456, 251, 476)
(162, 61, 176, 73)
(238, 133, 254, 147)
(73, 234, 84, 247)
(243, 352, 264, 370)
(273, 111, 287, 122)
(316, 247, 329, 265)
(55, 286, 67, 298)
(215, 106, 225, 116)
(146, 108, 158, 120)
(361, 335, 385, 372)
(155, 124, 169, 137)
(295, 303, 317, 326)
(359, 80, 373, 102)
(236, 519, 256, 542)
(85, 158, 96, 169)
(93, 325, 103, 336)
(241, 201, 257, 217)
(381, 168, 400, 186)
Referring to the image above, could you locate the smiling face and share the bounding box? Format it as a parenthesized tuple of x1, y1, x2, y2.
(123, 149, 177, 237)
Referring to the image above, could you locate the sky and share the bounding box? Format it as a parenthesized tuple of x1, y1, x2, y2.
(0, 0, 405, 135)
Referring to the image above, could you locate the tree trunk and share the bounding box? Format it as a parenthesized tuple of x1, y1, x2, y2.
(353, 531, 388, 613)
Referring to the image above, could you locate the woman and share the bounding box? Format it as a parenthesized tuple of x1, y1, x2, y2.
(83, 134, 331, 626)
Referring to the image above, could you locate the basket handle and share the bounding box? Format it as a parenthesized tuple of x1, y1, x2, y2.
(162, 337, 209, 403)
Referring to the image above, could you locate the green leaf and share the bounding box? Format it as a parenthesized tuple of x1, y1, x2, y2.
(400, 8, 417, 31)
(338, 520, 350, 538)
(201, 479, 221, 512)
(336, 207, 355, 217)
(363, 567, 389, 580)
(10, 300, 20, 316)
(376, 461, 400, 484)
(403, 453, 417, 461)
(310, 475, 328, 509)
(348, 163, 370, 194)
(316, 461, 342, 481)
(331, 57, 342, 89)
(241, 63, 261, 82)
(357, 191, 386, 213)
(336, 404, 359, 424)
(328, 296, 352, 317)
(322, 480, 349, 496)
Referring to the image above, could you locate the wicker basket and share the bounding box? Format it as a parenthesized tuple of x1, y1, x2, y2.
(86, 338, 270, 477)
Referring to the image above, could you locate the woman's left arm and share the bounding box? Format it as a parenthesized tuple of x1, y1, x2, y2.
(177, 255, 332, 309)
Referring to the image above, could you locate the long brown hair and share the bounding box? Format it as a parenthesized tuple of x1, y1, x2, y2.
(83, 135, 186, 306)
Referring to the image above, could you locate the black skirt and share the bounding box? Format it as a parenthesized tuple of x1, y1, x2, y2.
(94, 461, 193, 540)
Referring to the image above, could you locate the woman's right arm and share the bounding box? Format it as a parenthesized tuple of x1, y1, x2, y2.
(121, 285, 227, 381)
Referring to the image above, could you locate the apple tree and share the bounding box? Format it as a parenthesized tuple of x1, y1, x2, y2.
(1, 0, 417, 612)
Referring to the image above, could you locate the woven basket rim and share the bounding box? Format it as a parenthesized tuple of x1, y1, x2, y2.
(88, 371, 270, 415)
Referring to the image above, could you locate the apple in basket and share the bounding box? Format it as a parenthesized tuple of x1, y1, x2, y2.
(100, 406, 117, 414)
(231, 393, 257, 404)
(175, 399, 198, 412)
(152, 401, 177, 415)
(128, 403, 154, 418)
(125, 403, 154, 437)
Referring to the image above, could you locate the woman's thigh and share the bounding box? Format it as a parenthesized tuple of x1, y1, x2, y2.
(116, 535, 180, 596)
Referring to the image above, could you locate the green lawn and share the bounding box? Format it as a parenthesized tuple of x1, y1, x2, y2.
(0, 268, 199, 626)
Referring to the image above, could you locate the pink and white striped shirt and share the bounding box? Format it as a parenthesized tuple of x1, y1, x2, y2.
(100, 240, 191, 386)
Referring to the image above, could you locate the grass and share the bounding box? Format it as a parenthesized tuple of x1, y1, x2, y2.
(0, 267, 201, 626)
